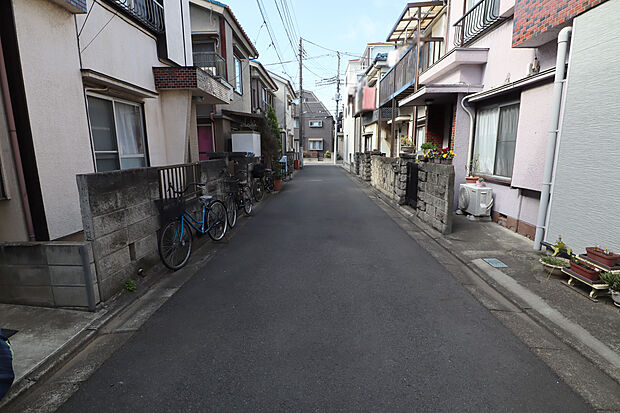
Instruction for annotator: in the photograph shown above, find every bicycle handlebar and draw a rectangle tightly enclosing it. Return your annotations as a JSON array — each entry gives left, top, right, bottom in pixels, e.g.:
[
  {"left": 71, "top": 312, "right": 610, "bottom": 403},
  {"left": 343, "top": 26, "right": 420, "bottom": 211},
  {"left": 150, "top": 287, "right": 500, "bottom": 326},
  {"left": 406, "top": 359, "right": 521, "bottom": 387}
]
[{"left": 167, "top": 182, "right": 206, "bottom": 196}]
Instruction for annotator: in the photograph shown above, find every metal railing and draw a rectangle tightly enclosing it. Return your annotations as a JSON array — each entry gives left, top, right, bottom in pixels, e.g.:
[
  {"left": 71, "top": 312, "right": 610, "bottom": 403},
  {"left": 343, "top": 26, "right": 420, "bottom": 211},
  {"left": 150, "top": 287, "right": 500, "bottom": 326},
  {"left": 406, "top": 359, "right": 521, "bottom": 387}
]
[
  {"left": 107, "top": 0, "right": 165, "bottom": 34},
  {"left": 158, "top": 163, "right": 201, "bottom": 200},
  {"left": 193, "top": 52, "right": 226, "bottom": 78},
  {"left": 420, "top": 39, "right": 444, "bottom": 73},
  {"left": 380, "top": 45, "right": 418, "bottom": 105},
  {"left": 453, "top": 0, "right": 500, "bottom": 46}
]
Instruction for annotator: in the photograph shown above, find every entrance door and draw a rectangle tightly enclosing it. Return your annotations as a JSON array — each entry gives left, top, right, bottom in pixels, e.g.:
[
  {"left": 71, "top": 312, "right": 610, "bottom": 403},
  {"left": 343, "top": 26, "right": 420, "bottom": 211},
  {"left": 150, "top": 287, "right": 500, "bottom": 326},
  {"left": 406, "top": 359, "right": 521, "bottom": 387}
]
[{"left": 198, "top": 125, "right": 214, "bottom": 161}]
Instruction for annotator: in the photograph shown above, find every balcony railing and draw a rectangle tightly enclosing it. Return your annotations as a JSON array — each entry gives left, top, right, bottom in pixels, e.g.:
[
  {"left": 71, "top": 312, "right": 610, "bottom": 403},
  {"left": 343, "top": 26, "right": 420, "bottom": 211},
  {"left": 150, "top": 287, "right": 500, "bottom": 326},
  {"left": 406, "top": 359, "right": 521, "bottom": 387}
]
[
  {"left": 453, "top": 0, "right": 500, "bottom": 46},
  {"left": 193, "top": 52, "right": 226, "bottom": 78},
  {"left": 379, "top": 38, "right": 443, "bottom": 106},
  {"left": 108, "top": 0, "right": 165, "bottom": 33}
]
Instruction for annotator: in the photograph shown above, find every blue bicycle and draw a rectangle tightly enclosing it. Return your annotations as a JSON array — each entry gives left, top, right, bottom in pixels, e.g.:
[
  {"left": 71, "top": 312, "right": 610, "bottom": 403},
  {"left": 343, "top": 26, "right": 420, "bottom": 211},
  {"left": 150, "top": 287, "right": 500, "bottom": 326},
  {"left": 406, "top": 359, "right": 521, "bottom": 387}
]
[{"left": 157, "top": 182, "right": 228, "bottom": 270}]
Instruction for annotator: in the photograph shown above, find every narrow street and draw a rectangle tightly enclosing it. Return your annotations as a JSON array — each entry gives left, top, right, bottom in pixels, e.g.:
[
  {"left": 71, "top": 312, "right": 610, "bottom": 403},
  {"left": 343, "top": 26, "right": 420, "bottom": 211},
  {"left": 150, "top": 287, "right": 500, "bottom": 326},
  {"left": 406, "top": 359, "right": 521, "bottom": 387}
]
[{"left": 57, "top": 166, "right": 589, "bottom": 412}]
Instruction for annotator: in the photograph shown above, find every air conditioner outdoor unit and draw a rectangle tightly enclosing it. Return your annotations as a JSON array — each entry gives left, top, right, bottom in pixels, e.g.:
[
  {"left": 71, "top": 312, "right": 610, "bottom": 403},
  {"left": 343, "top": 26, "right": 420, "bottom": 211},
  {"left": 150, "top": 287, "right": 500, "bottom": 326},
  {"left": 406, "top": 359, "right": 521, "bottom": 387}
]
[{"left": 458, "top": 184, "right": 493, "bottom": 217}]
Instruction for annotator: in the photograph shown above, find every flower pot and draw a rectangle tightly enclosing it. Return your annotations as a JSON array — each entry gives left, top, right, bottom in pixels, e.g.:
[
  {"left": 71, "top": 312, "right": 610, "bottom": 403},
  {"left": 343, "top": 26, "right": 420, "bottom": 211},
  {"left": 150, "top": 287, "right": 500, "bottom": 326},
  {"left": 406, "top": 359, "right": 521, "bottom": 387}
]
[
  {"left": 274, "top": 179, "right": 282, "bottom": 191},
  {"left": 475, "top": 181, "right": 485, "bottom": 187},
  {"left": 586, "top": 247, "right": 620, "bottom": 267},
  {"left": 465, "top": 176, "right": 480, "bottom": 184},
  {"left": 440, "top": 158, "right": 452, "bottom": 165},
  {"left": 570, "top": 260, "right": 600, "bottom": 281},
  {"left": 611, "top": 290, "right": 620, "bottom": 308},
  {"left": 431, "top": 158, "right": 440, "bottom": 164}
]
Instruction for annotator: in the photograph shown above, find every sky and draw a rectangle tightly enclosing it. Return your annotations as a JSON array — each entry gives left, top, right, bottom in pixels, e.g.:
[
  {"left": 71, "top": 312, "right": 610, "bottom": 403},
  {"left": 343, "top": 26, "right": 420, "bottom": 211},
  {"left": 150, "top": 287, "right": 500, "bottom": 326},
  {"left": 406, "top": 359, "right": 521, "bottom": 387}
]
[{"left": 228, "top": 0, "right": 405, "bottom": 116}]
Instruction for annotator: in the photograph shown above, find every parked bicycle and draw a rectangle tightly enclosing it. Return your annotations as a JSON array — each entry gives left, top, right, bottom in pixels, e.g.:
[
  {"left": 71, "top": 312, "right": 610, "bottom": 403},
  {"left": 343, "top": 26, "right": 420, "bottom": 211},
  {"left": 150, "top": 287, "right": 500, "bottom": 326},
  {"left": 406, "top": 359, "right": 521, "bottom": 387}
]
[
  {"left": 157, "top": 182, "right": 228, "bottom": 270},
  {"left": 223, "top": 170, "right": 253, "bottom": 229},
  {"left": 250, "top": 163, "right": 266, "bottom": 201},
  {"left": 263, "top": 168, "right": 275, "bottom": 193}
]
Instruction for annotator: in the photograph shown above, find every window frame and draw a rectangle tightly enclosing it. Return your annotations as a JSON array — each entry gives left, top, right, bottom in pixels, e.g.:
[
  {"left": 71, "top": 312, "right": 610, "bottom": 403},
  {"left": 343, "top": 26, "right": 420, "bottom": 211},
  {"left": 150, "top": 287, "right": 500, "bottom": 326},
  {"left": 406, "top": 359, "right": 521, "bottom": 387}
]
[
  {"left": 233, "top": 54, "right": 243, "bottom": 94},
  {"left": 473, "top": 100, "right": 520, "bottom": 179},
  {"left": 86, "top": 93, "right": 149, "bottom": 172},
  {"left": 308, "top": 139, "right": 323, "bottom": 150},
  {"left": 309, "top": 120, "right": 323, "bottom": 128}
]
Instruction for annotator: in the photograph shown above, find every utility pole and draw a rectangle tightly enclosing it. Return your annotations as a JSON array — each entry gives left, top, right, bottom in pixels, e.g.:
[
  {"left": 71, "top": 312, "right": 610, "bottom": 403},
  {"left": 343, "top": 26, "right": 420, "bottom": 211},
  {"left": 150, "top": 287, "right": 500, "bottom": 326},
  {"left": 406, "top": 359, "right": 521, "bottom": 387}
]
[
  {"left": 298, "top": 37, "right": 304, "bottom": 168},
  {"left": 334, "top": 52, "right": 340, "bottom": 165}
]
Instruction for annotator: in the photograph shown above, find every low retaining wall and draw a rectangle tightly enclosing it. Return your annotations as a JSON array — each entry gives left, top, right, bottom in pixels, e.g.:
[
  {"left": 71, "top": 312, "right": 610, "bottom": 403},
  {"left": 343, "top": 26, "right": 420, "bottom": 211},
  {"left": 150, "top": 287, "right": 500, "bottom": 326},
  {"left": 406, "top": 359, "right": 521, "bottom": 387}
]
[
  {"left": 362, "top": 155, "right": 455, "bottom": 234},
  {"left": 77, "top": 157, "right": 256, "bottom": 302},
  {"left": 0, "top": 242, "right": 97, "bottom": 309}
]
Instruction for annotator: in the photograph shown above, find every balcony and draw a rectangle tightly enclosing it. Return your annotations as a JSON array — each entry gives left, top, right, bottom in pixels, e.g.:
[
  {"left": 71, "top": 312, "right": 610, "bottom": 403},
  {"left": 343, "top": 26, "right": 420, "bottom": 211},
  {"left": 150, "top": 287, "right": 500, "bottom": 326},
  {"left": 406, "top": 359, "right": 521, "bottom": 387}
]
[
  {"left": 193, "top": 52, "right": 226, "bottom": 78},
  {"left": 379, "top": 39, "right": 443, "bottom": 107},
  {"left": 153, "top": 67, "right": 231, "bottom": 104},
  {"left": 106, "top": 0, "right": 165, "bottom": 33},
  {"left": 453, "top": 0, "right": 501, "bottom": 46}
]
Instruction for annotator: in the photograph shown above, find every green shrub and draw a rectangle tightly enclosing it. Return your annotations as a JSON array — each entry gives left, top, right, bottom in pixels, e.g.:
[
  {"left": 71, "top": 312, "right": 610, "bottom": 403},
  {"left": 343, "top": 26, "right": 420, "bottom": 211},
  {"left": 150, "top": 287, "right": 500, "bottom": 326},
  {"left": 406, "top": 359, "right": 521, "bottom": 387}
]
[
  {"left": 325, "top": 151, "right": 331, "bottom": 158},
  {"left": 600, "top": 271, "right": 620, "bottom": 291},
  {"left": 421, "top": 142, "right": 436, "bottom": 150},
  {"left": 125, "top": 278, "right": 137, "bottom": 293},
  {"left": 541, "top": 256, "right": 569, "bottom": 267}
]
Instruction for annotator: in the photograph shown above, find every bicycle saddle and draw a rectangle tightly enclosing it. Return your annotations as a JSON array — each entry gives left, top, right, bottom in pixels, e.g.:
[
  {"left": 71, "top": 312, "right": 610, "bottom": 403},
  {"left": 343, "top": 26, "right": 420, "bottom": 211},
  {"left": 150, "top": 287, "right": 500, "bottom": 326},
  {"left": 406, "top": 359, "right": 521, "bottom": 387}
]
[{"left": 199, "top": 195, "right": 213, "bottom": 203}]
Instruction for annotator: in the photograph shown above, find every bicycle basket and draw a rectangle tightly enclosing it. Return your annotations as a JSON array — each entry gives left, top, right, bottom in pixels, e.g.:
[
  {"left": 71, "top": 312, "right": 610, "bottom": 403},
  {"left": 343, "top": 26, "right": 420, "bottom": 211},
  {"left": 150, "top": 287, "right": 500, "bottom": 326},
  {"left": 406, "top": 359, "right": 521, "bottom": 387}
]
[
  {"left": 224, "top": 178, "right": 240, "bottom": 193},
  {"left": 155, "top": 197, "right": 185, "bottom": 222}
]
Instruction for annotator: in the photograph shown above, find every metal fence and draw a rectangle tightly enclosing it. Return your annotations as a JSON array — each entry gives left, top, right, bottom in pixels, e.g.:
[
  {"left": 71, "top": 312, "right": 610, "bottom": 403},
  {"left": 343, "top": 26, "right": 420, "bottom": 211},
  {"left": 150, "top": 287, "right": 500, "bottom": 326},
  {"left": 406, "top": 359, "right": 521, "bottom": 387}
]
[
  {"left": 193, "top": 52, "right": 226, "bottom": 78},
  {"left": 453, "top": 0, "right": 501, "bottom": 46},
  {"left": 107, "top": 0, "right": 165, "bottom": 34},
  {"left": 157, "top": 163, "right": 201, "bottom": 200}
]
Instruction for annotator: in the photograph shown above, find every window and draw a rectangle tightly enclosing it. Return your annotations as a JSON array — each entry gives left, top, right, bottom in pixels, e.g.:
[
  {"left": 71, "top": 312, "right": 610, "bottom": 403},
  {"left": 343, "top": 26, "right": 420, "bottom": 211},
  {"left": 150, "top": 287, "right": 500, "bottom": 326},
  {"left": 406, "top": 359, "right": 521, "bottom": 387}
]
[
  {"left": 294, "top": 118, "right": 300, "bottom": 128},
  {"left": 87, "top": 95, "right": 147, "bottom": 172},
  {"left": 234, "top": 55, "right": 243, "bottom": 94},
  {"left": 473, "top": 102, "right": 519, "bottom": 178},
  {"left": 308, "top": 139, "right": 323, "bottom": 150},
  {"left": 309, "top": 120, "right": 323, "bottom": 128}
]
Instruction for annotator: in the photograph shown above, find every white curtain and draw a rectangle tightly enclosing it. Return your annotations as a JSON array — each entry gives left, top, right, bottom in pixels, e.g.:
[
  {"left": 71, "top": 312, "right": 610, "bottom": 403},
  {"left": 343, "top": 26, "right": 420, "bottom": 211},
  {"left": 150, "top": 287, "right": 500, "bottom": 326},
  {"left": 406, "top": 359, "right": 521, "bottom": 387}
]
[
  {"left": 474, "top": 106, "right": 499, "bottom": 175},
  {"left": 114, "top": 102, "right": 143, "bottom": 155}
]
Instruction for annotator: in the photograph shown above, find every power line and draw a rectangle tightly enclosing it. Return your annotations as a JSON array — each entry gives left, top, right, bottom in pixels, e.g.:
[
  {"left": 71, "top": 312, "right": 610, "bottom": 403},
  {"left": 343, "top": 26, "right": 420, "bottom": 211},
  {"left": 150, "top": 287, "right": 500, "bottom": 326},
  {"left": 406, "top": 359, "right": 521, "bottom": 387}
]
[
  {"left": 301, "top": 37, "right": 366, "bottom": 59},
  {"left": 255, "top": 0, "right": 292, "bottom": 80}
]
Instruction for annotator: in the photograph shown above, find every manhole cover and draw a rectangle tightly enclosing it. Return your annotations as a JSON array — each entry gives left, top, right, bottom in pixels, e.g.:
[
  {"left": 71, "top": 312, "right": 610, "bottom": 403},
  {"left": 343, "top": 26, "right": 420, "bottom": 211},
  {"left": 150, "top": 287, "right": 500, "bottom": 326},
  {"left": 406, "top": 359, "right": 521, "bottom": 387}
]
[{"left": 483, "top": 258, "right": 508, "bottom": 268}]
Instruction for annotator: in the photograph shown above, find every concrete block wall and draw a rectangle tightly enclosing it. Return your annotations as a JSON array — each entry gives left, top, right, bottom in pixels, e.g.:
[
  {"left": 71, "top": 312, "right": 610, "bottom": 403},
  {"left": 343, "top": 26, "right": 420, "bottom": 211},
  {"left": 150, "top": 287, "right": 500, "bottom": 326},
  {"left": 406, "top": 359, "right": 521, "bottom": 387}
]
[
  {"left": 77, "top": 159, "right": 235, "bottom": 302},
  {"left": 416, "top": 163, "right": 455, "bottom": 234},
  {"left": 370, "top": 154, "right": 397, "bottom": 200},
  {"left": 0, "top": 242, "right": 97, "bottom": 309}
]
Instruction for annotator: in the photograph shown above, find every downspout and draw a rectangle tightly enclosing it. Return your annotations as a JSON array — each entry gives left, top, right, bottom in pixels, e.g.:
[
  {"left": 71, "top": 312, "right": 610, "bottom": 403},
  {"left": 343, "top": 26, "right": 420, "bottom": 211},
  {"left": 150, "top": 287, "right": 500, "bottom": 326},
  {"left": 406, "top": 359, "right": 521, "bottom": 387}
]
[
  {"left": 534, "top": 26, "right": 572, "bottom": 251},
  {"left": 0, "top": 35, "right": 36, "bottom": 241},
  {"left": 460, "top": 92, "right": 475, "bottom": 176},
  {"left": 210, "top": 105, "right": 218, "bottom": 152}
]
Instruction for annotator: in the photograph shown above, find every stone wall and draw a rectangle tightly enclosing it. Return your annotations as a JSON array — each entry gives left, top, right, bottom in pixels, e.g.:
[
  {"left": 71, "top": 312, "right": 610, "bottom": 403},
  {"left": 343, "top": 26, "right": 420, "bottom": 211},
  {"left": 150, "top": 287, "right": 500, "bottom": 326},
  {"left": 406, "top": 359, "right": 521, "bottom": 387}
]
[
  {"left": 363, "top": 155, "right": 455, "bottom": 234},
  {"left": 0, "top": 242, "right": 97, "bottom": 309},
  {"left": 416, "top": 163, "right": 455, "bottom": 234}
]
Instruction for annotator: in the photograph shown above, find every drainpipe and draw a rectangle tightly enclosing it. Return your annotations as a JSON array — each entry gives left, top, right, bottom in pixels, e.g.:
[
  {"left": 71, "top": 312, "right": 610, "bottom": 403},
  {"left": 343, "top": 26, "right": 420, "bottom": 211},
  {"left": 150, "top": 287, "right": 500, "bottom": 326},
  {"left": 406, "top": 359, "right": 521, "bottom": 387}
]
[
  {"left": 534, "top": 26, "right": 572, "bottom": 251},
  {"left": 0, "top": 36, "right": 36, "bottom": 241},
  {"left": 460, "top": 92, "right": 476, "bottom": 176}
]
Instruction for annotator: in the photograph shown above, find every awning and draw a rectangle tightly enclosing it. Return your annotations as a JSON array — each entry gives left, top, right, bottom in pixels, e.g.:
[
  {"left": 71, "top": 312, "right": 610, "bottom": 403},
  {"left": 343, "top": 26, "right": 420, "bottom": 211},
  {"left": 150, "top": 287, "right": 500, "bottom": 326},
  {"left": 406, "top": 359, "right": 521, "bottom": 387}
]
[
  {"left": 399, "top": 84, "right": 483, "bottom": 106},
  {"left": 386, "top": 1, "right": 446, "bottom": 43},
  {"left": 466, "top": 68, "right": 555, "bottom": 103}
]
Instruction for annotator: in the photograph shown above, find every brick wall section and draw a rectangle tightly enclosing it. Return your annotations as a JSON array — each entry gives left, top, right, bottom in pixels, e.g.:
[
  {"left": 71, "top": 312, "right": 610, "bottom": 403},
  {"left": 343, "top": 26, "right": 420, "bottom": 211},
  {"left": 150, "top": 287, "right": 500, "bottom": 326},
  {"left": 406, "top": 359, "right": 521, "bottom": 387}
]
[
  {"left": 425, "top": 106, "right": 444, "bottom": 148},
  {"left": 0, "top": 242, "right": 97, "bottom": 308},
  {"left": 512, "top": 0, "right": 607, "bottom": 47},
  {"left": 153, "top": 67, "right": 230, "bottom": 103},
  {"left": 77, "top": 158, "right": 248, "bottom": 302}
]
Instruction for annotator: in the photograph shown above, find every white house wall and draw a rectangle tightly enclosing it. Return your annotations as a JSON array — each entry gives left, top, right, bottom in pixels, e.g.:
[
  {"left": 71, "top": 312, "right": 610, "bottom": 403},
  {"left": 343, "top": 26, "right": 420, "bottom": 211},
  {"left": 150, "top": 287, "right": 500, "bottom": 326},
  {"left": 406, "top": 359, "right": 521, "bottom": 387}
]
[
  {"left": 13, "top": 0, "right": 94, "bottom": 240},
  {"left": 546, "top": 0, "right": 620, "bottom": 252}
]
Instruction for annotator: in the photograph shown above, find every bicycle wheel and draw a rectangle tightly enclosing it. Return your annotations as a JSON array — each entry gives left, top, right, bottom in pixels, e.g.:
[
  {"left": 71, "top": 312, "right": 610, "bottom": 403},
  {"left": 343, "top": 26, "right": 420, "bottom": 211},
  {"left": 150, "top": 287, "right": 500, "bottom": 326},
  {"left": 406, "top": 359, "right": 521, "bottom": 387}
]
[
  {"left": 242, "top": 186, "right": 253, "bottom": 216},
  {"left": 225, "top": 194, "right": 237, "bottom": 228},
  {"left": 264, "top": 176, "right": 274, "bottom": 192},
  {"left": 207, "top": 200, "right": 228, "bottom": 241},
  {"left": 253, "top": 180, "right": 264, "bottom": 202},
  {"left": 158, "top": 219, "right": 192, "bottom": 270}
]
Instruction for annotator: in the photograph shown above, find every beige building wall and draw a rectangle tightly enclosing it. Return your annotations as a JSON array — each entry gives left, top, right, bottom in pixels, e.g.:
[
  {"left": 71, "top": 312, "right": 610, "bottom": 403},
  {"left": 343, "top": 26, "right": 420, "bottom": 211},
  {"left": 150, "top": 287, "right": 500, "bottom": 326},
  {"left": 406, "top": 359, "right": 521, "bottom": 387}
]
[
  {"left": 13, "top": 0, "right": 94, "bottom": 240},
  {"left": 0, "top": 83, "right": 28, "bottom": 241}
]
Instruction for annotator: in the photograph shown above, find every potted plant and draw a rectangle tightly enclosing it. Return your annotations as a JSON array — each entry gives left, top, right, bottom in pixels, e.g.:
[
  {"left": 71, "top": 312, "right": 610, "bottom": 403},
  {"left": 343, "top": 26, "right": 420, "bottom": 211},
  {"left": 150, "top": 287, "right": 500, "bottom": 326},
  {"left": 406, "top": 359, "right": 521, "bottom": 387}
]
[
  {"left": 465, "top": 155, "right": 480, "bottom": 183},
  {"left": 476, "top": 177, "right": 485, "bottom": 187},
  {"left": 425, "top": 148, "right": 442, "bottom": 163},
  {"left": 420, "top": 142, "right": 436, "bottom": 161},
  {"left": 600, "top": 271, "right": 620, "bottom": 307},
  {"left": 569, "top": 259, "right": 601, "bottom": 281},
  {"left": 586, "top": 247, "right": 620, "bottom": 267},
  {"left": 440, "top": 148, "right": 455, "bottom": 165},
  {"left": 539, "top": 255, "right": 570, "bottom": 277},
  {"left": 400, "top": 135, "right": 414, "bottom": 153},
  {"left": 272, "top": 162, "right": 283, "bottom": 191}
]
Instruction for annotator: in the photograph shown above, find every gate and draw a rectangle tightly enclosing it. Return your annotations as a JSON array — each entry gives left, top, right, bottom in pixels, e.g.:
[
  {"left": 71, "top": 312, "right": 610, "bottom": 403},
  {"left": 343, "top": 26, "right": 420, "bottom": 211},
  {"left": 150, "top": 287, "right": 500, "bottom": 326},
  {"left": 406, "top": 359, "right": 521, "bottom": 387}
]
[{"left": 405, "top": 161, "right": 418, "bottom": 207}]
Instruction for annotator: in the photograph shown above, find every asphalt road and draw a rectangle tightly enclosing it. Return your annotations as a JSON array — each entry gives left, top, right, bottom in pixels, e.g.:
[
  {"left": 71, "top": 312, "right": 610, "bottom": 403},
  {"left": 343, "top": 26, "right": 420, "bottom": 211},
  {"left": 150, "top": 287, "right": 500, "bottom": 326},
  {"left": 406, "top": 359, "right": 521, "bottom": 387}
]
[{"left": 58, "top": 166, "right": 590, "bottom": 412}]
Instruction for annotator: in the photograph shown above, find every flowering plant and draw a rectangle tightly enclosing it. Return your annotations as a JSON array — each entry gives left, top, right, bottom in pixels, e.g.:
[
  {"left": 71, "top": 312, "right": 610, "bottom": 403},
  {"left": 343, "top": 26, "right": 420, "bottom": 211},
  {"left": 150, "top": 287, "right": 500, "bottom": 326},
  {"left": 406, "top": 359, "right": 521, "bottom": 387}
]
[
  {"left": 400, "top": 135, "right": 413, "bottom": 146},
  {"left": 425, "top": 147, "right": 455, "bottom": 159}
]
